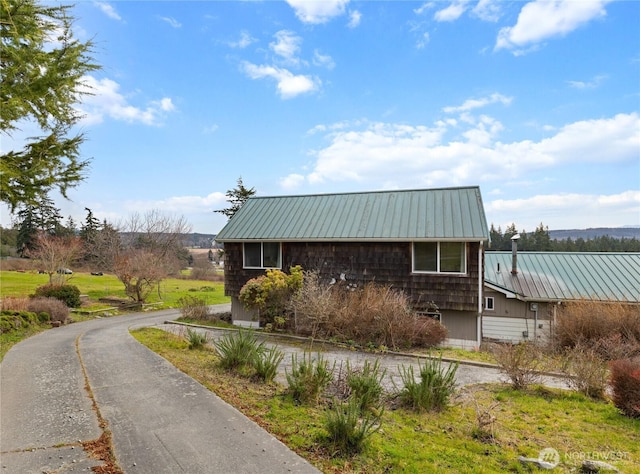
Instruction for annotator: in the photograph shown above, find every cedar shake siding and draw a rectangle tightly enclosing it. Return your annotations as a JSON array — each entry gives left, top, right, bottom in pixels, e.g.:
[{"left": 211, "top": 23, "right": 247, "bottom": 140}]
[{"left": 223, "top": 241, "right": 482, "bottom": 313}]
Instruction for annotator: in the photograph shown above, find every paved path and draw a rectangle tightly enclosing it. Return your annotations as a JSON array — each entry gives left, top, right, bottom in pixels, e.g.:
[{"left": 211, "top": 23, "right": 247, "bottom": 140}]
[{"left": 1, "top": 308, "right": 319, "bottom": 474}]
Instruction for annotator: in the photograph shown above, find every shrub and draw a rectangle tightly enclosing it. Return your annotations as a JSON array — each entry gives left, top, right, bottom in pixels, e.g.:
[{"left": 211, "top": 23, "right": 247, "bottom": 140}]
[
  {"left": 290, "top": 276, "right": 447, "bottom": 349},
  {"left": 0, "top": 310, "right": 39, "bottom": 333},
  {"left": 346, "top": 359, "right": 386, "bottom": 413},
  {"left": 561, "top": 343, "right": 608, "bottom": 399},
  {"left": 239, "top": 266, "right": 303, "bottom": 328},
  {"left": 214, "top": 330, "right": 264, "bottom": 371},
  {"left": 398, "top": 356, "right": 458, "bottom": 412},
  {"left": 26, "top": 297, "right": 69, "bottom": 324},
  {"left": 553, "top": 301, "right": 640, "bottom": 360},
  {"left": 491, "top": 342, "right": 542, "bottom": 390},
  {"left": 33, "top": 284, "right": 81, "bottom": 308},
  {"left": 0, "top": 296, "right": 29, "bottom": 312},
  {"left": 609, "top": 358, "right": 640, "bottom": 418},
  {"left": 252, "top": 346, "right": 285, "bottom": 383},
  {"left": 286, "top": 352, "right": 334, "bottom": 404},
  {"left": 185, "top": 328, "right": 208, "bottom": 350},
  {"left": 178, "top": 295, "right": 211, "bottom": 320},
  {"left": 323, "top": 397, "right": 382, "bottom": 455}
]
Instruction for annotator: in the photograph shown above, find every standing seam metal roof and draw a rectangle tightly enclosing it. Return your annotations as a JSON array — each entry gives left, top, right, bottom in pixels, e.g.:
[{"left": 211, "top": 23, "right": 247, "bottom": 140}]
[
  {"left": 484, "top": 252, "right": 640, "bottom": 303},
  {"left": 215, "top": 186, "right": 490, "bottom": 241}
]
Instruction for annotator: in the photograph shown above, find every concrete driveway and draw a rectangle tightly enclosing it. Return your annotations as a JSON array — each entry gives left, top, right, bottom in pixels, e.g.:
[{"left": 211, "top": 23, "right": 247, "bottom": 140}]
[{"left": 0, "top": 308, "right": 319, "bottom": 474}]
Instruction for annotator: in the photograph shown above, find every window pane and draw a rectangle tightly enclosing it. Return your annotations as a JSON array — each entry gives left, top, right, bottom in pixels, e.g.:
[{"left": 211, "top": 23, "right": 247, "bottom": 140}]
[
  {"left": 262, "top": 242, "right": 280, "bottom": 268},
  {"left": 440, "top": 242, "right": 464, "bottom": 272},
  {"left": 414, "top": 242, "right": 437, "bottom": 271},
  {"left": 244, "top": 243, "right": 261, "bottom": 267}
]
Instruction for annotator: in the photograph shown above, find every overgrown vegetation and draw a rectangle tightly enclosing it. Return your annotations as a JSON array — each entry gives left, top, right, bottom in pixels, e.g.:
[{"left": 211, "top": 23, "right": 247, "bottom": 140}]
[
  {"left": 491, "top": 342, "right": 542, "bottom": 390},
  {"left": 132, "top": 327, "right": 640, "bottom": 473},
  {"left": 609, "top": 358, "right": 640, "bottom": 419},
  {"left": 288, "top": 271, "right": 448, "bottom": 349},
  {"left": 398, "top": 355, "right": 459, "bottom": 412},
  {"left": 286, "top": 352, "right": 334, "bottom": 404}
]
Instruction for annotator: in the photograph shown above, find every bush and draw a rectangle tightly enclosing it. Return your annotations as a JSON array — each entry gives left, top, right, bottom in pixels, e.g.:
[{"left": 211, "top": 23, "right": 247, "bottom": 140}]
[
  {"left": 239, "top": 266, "right": 303, "bottom": 328},
  {"left": 323, "top": 397, "right": 382, "bottom": 455},
  {"left": 609, "top": 358, "right": 640, "bottom": 418},
  {"left": 346, "top": 359, "right": 386, "bottom": 413},
  {"left": 289, "top": 275, "right": 447, "bottom": 349},
  {"left": 398, "top": 356, "right": 458, "bottom": 412},
  {"left": 214, "top": 330, "right": 265, "bottom": 371},
  {"left": 286, "top": 352, "right": 334, "bottom": 404},
  {"left": 26, "top": 297, "right": 69, "bottom": 324},
  {"left": 252, "top": 346, "right": 285, "bottom": 383},
  {"left": 33, "top": 284, "right": 81, "bottom": 308},
  {"left": 561, "top": 343, "right": 608, "bottom": 399},
  {"left": 185, "top": 328, "right": 208, "bottom": 350},
  {"left": 491, "top": 342, "right": 542, "bottom": 390},
  {"left": 0, "top": 310, "right": 39, "bottom": 334},
  {"left": 178, "top": 295, "right": 211, "bottom": 320},
  {"left": 553, "top": 301, "right": 640, "bottom": 360}
]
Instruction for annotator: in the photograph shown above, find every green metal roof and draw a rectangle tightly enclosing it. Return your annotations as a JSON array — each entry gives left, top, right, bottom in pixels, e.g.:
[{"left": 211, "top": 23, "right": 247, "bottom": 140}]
[
  {"left": 215, "top": 186, "right": 489, "bottom": 242},
  {"left": 484, "top": 252, "right": 640, "bottom": 303}
]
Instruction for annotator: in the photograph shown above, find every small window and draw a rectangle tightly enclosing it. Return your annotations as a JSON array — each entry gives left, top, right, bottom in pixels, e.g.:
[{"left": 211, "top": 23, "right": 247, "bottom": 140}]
[
  {"left": 243, "top": 242, "right": 281, "bottom": 269},
  {"left": 413, "top": 242, "right": 466, "bottom": 274},
  {"left": 485, "top": 297, "right": 495, "bottom": 311}
]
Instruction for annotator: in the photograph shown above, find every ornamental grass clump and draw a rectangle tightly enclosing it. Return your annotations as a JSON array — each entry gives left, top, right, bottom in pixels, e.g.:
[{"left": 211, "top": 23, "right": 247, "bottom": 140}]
[
  {"left": 252, "top": 346, "right": 285, "bottom": 383},
  {"left": 324, "top": 397, "right": 382, "bottom": 455},
  {"left": 185, "top": 328, "right": 208, "bottom": 350},
  {"left": 286, "top": 352, "right": 334, "bottom": 404},
  {"left": 346, "top": 359, "right": 386, "bottom": 413},
  {"left": 214, "top": 330, "right": 265, "bottom": 371},
  {"left": 398, "top": 356, "right": 459, "bottom": 412}
]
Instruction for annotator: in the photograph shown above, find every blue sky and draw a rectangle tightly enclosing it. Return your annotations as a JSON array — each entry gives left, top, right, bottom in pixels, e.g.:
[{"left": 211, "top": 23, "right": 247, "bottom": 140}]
[{"left": 2, "top": 0, "right": 639, "bottom": 235}]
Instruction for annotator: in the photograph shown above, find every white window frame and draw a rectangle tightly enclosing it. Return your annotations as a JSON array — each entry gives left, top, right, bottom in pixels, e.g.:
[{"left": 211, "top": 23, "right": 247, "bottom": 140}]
[
  {"left": 412, "top": 241, "right": 467, "bottom": 274},
  {"left": 243, "top": 242, "right": 282, "bottom": 269},
  {"left": 485, "top": 296, "right": 495, "bottom": 311}
]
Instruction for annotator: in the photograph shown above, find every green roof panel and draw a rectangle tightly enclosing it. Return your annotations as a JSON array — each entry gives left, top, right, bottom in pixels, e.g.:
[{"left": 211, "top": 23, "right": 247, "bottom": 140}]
[{"left": 216, "top": 186, "right": 489, "bottom": 242}]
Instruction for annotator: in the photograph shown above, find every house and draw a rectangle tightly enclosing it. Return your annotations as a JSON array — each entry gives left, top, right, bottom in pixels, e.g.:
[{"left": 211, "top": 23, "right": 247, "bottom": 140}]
[
  {"left": 483, "top": 250, "right": 640, "bottom": 344},
  {"left": 214, "top": 186, "right": 490, "bottom": 348}
]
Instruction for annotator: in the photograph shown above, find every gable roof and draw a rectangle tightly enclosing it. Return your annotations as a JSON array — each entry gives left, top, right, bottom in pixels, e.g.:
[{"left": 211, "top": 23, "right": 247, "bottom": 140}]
[
  {"left": 484, "top": 252, "right": 640, "bottom": 303},
  {"left": 215, "top": 186, "right": 489, "bottom": 242}
]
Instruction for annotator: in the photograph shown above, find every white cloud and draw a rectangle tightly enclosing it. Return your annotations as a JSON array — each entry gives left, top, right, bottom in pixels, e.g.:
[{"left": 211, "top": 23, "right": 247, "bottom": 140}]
[
  {"left": 486, "top": 190, "right": 640, "bottom": 230},
  {"left": 443, "top": 93, "right": 513, "bottom": 113},
  {"left": 125, "top": 192, "right": 227, "bottom": 214},
  {"left": 286, "top": 0, "right": 349, "bottom": 24},
  {"left": 228, "top": 31, "right": 257, "bottom": 49},
  {"left": 283, "top": 112, "right": 638, "bottom": 190},
  {"left": 416, "top": 32, "right": 430, "bottom": 49},
  {"left": 270, "top": 30, "right": 302, "bottom": 64},
  {"left": 313, "top": 50, "right": 336, "bottom": 69},
  {"left": 496, "top": 0, "right": 611, "bottom": 53},
  {"left": 414, "top": 3, "right": 434, "bottom": 15},
  {"left": 160, "top": 16, "right": 182, "bottom": 28},
  {"left": 567, "top": 74, "right": 608, "bottom": 89},
  {"left": 77, "top": 75, "right": 176, "bottom": 126},
  {"left": 94, "top": 2, "right": 121, "bottom": 21},
  {"left": 471, "top": 0, "right": 501, "bottom": 22},
  {"left": 434, "top": 0, "right": 470, "bottom": 22},
  {"left": 241, "top": 62, "right": 320, "bottom": 99},
  {"left": 280, "top": 173, "right": 306, "bottom": 189},
  {"left": 348, "top": 10, "right": 362, "bottom": 28}
]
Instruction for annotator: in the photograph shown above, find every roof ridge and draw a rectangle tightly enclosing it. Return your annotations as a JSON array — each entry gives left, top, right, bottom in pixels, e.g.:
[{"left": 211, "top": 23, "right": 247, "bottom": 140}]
[{"left": 248, "top": 185, "right": 481, "bottom": 200}]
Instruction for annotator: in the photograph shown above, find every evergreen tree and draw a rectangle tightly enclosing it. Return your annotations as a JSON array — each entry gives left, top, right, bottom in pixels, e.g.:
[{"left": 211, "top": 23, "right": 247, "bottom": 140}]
[{"left": 214, "top": 177, "right": 256, "bottom": 219}]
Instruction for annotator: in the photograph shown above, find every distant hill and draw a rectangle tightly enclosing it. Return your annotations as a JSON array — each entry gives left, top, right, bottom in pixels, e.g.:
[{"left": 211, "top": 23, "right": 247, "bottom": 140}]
[
  {"left": 183, "top": 233, "right": 218, "bottom": 248},
  {"left": 549, "top": 227, "right": 640, "bottom": 241}
]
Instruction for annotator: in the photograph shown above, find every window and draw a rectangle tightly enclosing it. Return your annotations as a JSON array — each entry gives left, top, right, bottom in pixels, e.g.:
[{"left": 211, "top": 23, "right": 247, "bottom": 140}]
[
  {"left": 413, "top": 242, "right": 466, "bottom": 273},
  {"left": 485, "top": 296, "right": 495, "bottom": 311},
  {"left": 243, "top": 242, "right": 281, "bottom": 269}
]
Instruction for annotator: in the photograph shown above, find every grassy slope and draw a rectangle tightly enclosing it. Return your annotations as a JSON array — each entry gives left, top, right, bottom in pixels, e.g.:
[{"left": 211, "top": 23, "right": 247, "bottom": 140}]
[
  {"left": 0, "top": 270, "right": 229, "bottom": 308},
  {"left": 132, "top": 327, "right": 640, "bottom": 474}
]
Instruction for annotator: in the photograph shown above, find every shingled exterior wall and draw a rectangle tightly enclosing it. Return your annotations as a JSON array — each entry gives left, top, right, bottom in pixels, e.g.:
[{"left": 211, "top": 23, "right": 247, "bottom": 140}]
[{"left": 223, "top": 241, "right": 481, "bottom": 313}]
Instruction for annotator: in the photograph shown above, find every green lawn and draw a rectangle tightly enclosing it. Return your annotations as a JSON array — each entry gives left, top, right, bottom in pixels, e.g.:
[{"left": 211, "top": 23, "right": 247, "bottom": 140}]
[
  {"left": 132, "top": 327, "right": 640, "bottom": 473},
  {"left": 0, "top": 270, "right": 229, "bottom": 309}
]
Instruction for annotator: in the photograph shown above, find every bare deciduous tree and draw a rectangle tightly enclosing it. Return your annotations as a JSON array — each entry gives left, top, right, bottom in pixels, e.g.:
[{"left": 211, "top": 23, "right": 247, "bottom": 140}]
[
  {"left": 29, "top": 232, "right": 83, "bottom": 284},
  {"left": 108, "top": 210, "right": 192, "bottom": 303}
]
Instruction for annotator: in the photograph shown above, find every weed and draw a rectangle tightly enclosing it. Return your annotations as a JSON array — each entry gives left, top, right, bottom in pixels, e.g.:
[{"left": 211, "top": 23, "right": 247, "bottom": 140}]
[
  {"left": 398, "top": 356, "right": 458, "bottom": 412},
  {"left": 323, "top": 397, "right": 382, "bottom": 455},
  {"left": 253, "top": 346, "right": 285, "bottom": 383},
  {"left": 185, "top": 328, "right": 208, "bottom": 350},
  {"left": 346, "top": 359, "right": 386, "bottom": 413},
  {"left": 286, "top": 352, "right": 334, "bottom": 404},
  {"left": 561, "top": 343, "right": 608, "bottom": 399}
]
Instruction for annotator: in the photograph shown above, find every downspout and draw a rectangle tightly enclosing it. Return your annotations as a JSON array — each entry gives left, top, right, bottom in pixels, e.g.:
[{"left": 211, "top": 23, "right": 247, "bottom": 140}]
[{"left": 477, "top": 241, "right": 484, "bottom": 349}]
